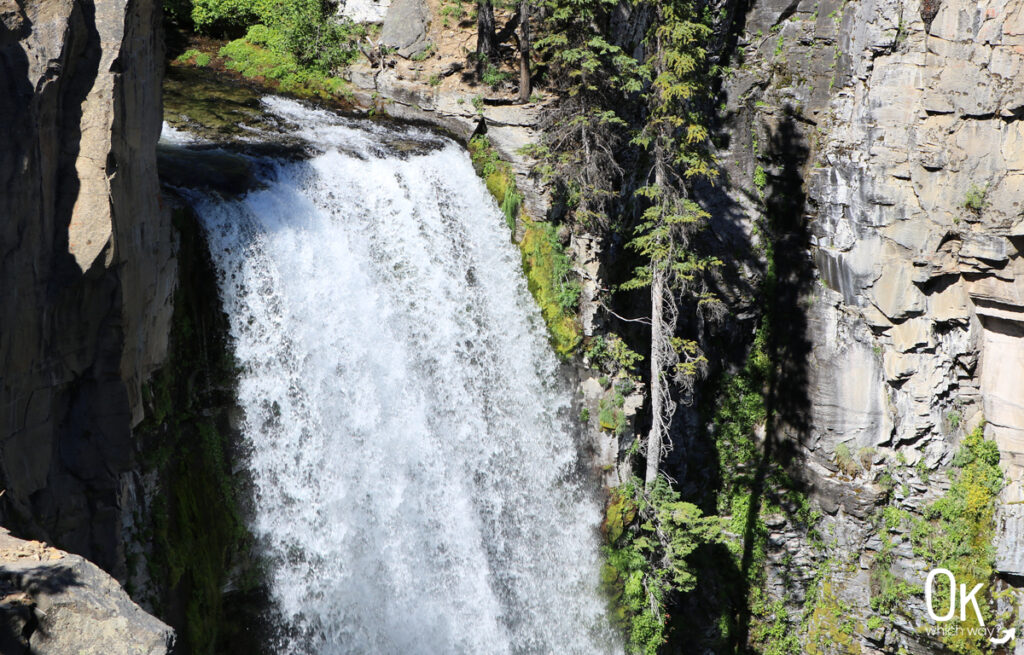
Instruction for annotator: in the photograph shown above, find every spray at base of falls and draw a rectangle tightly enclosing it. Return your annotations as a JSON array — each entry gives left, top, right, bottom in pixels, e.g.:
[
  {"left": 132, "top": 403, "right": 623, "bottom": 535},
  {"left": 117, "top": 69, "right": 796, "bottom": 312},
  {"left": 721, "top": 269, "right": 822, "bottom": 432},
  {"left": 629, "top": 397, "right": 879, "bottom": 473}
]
[{"left": 174, "top": 98, "right": 621, "bottom": 655}]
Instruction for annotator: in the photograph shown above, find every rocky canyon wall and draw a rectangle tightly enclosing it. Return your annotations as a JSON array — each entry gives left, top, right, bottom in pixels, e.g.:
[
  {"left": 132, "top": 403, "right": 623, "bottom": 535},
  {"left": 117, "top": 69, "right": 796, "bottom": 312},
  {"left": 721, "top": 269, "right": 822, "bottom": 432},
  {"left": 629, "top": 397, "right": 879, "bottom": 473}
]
[
  {"left": 0, "top": 0, "right": 173, "bottom": 578},
  {"left": 716, "top": 0, "right": 1024, "bottom": 650}
]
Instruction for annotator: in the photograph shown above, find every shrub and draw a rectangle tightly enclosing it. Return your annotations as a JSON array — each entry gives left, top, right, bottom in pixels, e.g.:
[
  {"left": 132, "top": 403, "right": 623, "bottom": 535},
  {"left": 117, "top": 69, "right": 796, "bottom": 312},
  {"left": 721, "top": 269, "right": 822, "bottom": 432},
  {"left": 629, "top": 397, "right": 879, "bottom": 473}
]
[
  {"left": 754, "top": 165, "right": 767, "bottom": 193},
  {"left": 835, "top": 442, "right": 857, "bottom": 476},
  {"left": 482, "top": 64, "right": 512, "bottom": 89},
  {"left": 602, "top": 477, "right": 722, "bottom": 655},
  {"left": 910, "top": 423, "right": 1002, "bottom": 653},
  {"left": 963, "top": 184, "right": 987, "bottom": 212},
  {"left": 948, "top": 409, "right": 962, "bottom": 430},
  {"left": 218, "top": 38, "right": 351, "bottom": 100},
  {"left": 191, "top": 0, "right": 363, "bottom": 72}
]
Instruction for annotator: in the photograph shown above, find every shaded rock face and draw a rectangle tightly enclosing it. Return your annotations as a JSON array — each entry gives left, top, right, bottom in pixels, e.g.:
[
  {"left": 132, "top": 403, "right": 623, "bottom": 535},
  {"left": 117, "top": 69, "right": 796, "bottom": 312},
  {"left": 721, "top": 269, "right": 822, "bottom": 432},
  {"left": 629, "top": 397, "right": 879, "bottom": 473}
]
[
  {"left": 0, "top": 527, "right": 172, "bottom": 654},
  {"left": 0, "top": 0, "right": 173, "bottom": 577},
  {"left": 714, "top": 0, "right": 1024, "bottom": 650}
]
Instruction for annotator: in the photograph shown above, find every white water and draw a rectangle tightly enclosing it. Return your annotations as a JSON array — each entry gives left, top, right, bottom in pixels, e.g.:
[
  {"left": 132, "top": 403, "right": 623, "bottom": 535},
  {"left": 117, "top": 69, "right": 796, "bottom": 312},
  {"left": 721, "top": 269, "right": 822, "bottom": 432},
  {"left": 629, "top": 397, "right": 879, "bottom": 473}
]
[{"left": 179, "top": 99, "right": 620, "bottom": 655}]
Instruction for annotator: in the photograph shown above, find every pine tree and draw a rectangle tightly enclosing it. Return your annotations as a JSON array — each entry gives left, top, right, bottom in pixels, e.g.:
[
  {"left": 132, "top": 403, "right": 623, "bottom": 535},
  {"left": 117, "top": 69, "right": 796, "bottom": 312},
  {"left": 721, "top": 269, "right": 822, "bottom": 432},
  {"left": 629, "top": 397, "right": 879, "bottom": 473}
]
[{"left": 622, "top": 0, "right": 719, "bottom": 487}]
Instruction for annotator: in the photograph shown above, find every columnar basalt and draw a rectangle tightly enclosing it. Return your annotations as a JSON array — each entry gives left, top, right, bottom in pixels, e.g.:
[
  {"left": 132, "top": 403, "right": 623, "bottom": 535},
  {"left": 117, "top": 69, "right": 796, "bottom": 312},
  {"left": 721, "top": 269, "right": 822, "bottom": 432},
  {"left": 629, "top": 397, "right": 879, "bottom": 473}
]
[{"left": 0, "top": 0, "right": 173, "bottom": 577}]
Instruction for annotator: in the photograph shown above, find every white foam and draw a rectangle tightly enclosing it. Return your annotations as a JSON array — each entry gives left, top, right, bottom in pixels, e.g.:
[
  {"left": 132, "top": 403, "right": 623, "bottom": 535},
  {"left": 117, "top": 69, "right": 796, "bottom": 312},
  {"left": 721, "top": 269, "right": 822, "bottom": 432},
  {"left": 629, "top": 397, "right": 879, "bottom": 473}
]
[{"left": 189, "top": 105, "right": 621, "bottom": 655}]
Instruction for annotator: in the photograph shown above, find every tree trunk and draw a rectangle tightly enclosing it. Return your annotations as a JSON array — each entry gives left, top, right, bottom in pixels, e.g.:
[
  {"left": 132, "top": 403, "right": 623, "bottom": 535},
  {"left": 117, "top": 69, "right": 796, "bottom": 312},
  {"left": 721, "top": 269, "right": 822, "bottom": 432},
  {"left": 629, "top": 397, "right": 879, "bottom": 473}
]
[
  {"left": 517, "top": 0, "right": 531, "bottom": 103},
  {"left": 645, "top": 147, "right": 668, "bottom": 489},
  {"left": 645, "top": 264, "right": 666, "bottom": 488},
  {"left": 477, "top": 1, "right": 497, "bottom": 77}
]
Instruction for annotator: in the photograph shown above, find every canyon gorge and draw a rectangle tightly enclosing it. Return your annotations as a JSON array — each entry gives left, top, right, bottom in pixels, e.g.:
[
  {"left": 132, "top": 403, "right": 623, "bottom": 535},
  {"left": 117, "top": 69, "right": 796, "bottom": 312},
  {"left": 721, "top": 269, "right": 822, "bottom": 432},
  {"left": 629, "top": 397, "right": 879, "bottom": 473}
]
[{"left": 3, "top": 0, "right": 1024, "bottom": 653}]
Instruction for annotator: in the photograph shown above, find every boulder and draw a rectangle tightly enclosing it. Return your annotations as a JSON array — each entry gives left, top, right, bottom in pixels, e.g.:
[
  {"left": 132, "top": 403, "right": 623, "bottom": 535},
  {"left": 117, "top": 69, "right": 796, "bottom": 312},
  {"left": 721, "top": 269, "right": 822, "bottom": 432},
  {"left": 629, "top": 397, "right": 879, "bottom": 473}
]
[
  {"left": 0, "top": 528, "right": 172, "bottom": 654},
  {"left": 338, "top": 0, "right": 390, "bottom": 23},
  {"left": 380, "top": 0, "right": 430, "bottom": 58}
]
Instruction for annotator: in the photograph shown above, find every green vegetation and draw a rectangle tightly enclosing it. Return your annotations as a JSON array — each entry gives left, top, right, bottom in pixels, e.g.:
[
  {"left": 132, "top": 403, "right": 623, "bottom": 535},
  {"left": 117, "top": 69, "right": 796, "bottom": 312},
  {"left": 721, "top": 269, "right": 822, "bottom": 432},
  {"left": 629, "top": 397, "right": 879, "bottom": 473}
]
[
  {"left": 191, "top": 0, "right": 364, "bottom": 70},
  {"left": 948, "top": 409, "right": 962, "bottom": 430},
  {"left": 860, "top": 424, "right": 1004, "bottom": 655},
  {"left": 834, "top": 442, "right": 857, "bottom": 476},
  {"left": 520, "top": 218, "right": 583, "bottom": 356},
  {"left": 219, "top": 31, "right": 352, "bottom": 99},
  {"left": 468, "top": 135, "right": 581, "bottom": 356},
  {"left": 964, "top": 184, "right": 988, "bottom": 212},
  {"left": 602, "top": 477, "right": 722, "bottom": 654},
  {"left": 910, "top": 424, "right": 1003, "bottom": 653},
  {"left": 868, "top": 505, "right": 920, "bottom": 619},
  {"left": 754, "top": 164, "right": 767, "bottom": 194},
  {"left": 176, "top": 48, "right": 211, "bottom": 67},
  {"left": 803, "top": 575, "right": 860, "bottom": 655},
  {"left": 482, "top": 63, "right": 513, "bottom": 88},
  {"left": 135, "top": 208, "right": 259, "bottom": 655},
  {"left": 167, "top": 0, "right": 361, "bottom": 101}
]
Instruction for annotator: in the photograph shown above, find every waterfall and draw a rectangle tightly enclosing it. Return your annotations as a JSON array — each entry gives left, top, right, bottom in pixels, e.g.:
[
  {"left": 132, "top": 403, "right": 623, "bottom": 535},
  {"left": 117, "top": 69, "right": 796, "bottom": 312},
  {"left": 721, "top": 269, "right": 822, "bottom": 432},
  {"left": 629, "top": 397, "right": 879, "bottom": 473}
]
[{"left": 170, "top": 98, "right": 621, "bottom": 654}]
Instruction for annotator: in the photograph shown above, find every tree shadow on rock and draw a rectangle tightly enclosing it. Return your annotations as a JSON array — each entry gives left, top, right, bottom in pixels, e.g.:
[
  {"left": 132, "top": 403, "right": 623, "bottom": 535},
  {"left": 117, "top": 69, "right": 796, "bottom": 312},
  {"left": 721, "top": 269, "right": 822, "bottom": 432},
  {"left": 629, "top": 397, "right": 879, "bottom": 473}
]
[
  {"left": 671, "top": 110, "right": 818, "bottom": 654},
  {"left": 0, "top": 563, "right": 83, "bottom": 654}
]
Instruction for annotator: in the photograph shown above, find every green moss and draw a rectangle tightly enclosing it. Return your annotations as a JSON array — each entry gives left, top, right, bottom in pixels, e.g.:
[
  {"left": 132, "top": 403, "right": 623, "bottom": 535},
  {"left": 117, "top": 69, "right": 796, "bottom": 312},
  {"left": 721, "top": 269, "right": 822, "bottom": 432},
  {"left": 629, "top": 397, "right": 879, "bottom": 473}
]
[
  {"left": 175, "top": 48, "right": 208, "bottom": 66},
  {"left": 468, "top": 135, "right": 582, "bottom": 357},
  {"left": 802, "top": 578, "right": 859, "bottom": 655},
  {"left": 519, "top": 217, "right": 583, "bottom": 356},
  {"left": 135, "top": 207, "right": 260, "bottom": 655}
]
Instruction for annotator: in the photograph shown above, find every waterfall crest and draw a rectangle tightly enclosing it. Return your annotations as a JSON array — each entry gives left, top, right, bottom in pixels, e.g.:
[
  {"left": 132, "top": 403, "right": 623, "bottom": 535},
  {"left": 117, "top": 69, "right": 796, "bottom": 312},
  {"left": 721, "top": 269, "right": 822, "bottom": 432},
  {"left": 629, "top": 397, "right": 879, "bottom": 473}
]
[{"left": 176, "top": 98, "right": 620, "bottom": 655}]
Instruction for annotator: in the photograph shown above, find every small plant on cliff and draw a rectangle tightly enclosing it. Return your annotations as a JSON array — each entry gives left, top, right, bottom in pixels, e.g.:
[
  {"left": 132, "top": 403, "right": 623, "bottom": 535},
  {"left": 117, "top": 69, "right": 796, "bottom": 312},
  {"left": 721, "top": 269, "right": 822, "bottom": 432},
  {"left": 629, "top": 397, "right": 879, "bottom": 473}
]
[
  {"left": 948, "top": 409, "right": 962, "bottom": 430},
  {"left": 754, "top": 165, "right": 767, "bottom": 195},
  {"left": 963, "top": 184, "right": 988, "bottom": 213},
  {"left": 834, "top": 442, "right": 858, "bottom": 477}
]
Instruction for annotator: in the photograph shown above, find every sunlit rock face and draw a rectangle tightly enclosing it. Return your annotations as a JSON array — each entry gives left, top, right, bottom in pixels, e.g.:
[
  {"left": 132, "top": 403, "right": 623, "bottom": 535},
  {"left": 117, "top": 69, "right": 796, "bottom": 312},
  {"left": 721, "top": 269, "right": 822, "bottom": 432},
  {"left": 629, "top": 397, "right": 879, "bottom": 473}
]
[
  {"left": 712, "top": 0, "right": 1024, "bottom": 649},
  {"left": 0, "top": 527, "right": 173, "bottom": 654},
  {"left": 0, "top": 0, "right": 173, "bottom": 575}
]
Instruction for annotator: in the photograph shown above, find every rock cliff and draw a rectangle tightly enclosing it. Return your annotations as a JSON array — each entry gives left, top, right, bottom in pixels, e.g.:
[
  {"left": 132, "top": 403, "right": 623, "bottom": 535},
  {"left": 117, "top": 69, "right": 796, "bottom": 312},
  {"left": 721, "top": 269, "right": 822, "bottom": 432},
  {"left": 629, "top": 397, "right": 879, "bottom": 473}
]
[
  {"left": 0, "top": 0, "right": 173, "bottom": 579},
  {"left": 713, "top": 0, "right": 1024, "bottom": 650},
  {"left": 0, "top": 527, "right": 172, "bottom": 654}
]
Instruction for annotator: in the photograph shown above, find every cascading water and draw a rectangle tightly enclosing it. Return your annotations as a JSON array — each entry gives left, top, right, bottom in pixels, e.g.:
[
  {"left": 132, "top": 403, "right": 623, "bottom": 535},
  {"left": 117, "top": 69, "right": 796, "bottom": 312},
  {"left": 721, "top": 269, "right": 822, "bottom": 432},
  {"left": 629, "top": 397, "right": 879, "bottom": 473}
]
[{"left": 169, "top": 98, "right": 621, "bottom": 654}]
